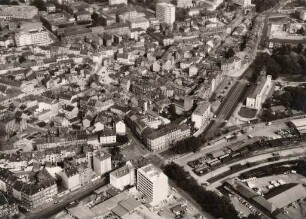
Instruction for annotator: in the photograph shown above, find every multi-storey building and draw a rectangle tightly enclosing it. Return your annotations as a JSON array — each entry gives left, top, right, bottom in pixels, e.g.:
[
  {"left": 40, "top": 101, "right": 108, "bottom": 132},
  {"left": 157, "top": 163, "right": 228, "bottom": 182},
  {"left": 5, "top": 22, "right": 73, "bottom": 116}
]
[
  {"left": 110, "top": 161, "right": 135, "bottom": 190},
  {"left": 246, "top": 72, "right": 272, "bottom": 110},
  {"left": 191, "top": 102, "right": 211, "bottom": 129},
  {"left": 0, "top": 168, "right": 58, "bottom": 210},
  {"left": 77, "top": 164, "right": 95, "bottom": 186},
  {"left": 0, "top": 193, "right": 19, "bottom": 218},
  {"left": 137, "top": 164, "right": 168, "bottom": 205},
  {"left": 117, "top": 6, "right": 144, "bottom": 23},
  {"left": 99, "top": 130, "right": 116, "bottom": 145},
  {"left": 128, "top": 17, "right": 149, "bottom": 30},
  {"left": 176, "top": 0, "right": 193, "bottom": 8},
  {"left": 156, "top": 2, "right": 175, "bottom": 25},
  {"left": 109, "top": 0, "right": 127, "bottom": 5},
  {"left": 300, "top": 10, "right": 306, "bottom": 21},
  {"left": 15, "top": 29, "right": 50, "bottom": 47},
  {"left": 57, "top": 167, "right": 80, "bottom": 191},
  {"left": 145, "top": 124, "right": 191, "bottom": 151},
  {"left": 93, "top": 152, "right": 112, "bottom": 175},
  {"left": 0, "top": 113, "right": 27, "bottom": 136},
  {"left": 221, "top": 57, "right": 242, "bottom": 76},
  {"left": 0, "top": 5, "right": 38, "bottom": 20}
]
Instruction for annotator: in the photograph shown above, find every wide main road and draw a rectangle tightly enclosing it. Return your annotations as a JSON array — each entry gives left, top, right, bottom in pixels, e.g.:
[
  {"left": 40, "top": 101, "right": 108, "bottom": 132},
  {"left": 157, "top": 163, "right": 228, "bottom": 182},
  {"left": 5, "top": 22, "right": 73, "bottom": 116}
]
[
  {"left": 203, "top": 81, "right": 248, "bottom": 139},
  {"left": 25, "top": 178, "right": 107, "bottom": 219}
]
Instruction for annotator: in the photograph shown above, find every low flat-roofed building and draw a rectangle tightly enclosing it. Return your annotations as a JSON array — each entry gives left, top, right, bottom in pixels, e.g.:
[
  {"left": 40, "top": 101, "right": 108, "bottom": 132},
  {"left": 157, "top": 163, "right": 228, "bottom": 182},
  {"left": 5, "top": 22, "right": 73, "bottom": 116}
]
[
  {"left": 66, "top": 203, "right": 96, "bottom": 219},
  {"left": 289, "top": 118, "right": 306, "bottom": 134},
  {"left": 265, "top": 183, "right": 306, "bottom": 210},
  {"left": 226, "top": 178, "right": 306, "bottom": 214},
  {"left": 90, "top": 192, "right": 128, "bottom": 217}
]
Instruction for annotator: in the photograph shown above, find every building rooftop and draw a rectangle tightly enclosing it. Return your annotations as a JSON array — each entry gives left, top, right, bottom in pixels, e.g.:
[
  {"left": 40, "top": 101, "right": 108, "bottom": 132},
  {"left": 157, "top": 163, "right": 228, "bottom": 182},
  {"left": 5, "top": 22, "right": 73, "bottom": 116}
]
[
  {"left": 66, "top": 203, "right": 96, "bottom": 219},
  {"left": 110, "top": 162, "right": 134, "bottom": 178},
  {"left": 138, "top": 164, "right": 167, "bottom": 181},
  {"left": 193, "top": 101, "right": 211, "bottom": 116},
  {"left": 147, "top": 123, "right": 189, "bottom": 140},
  {"left": 0, "top": 5, "right": 37, "bottom": 17},
  {"left": 94, "top": 152, "right": 111, "bottom": 161}
]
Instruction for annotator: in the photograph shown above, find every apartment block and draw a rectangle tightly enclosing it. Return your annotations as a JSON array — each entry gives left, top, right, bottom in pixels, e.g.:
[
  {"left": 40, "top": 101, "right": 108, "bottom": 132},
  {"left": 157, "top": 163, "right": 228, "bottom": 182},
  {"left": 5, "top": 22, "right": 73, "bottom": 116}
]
[
  {"left": 191, "top": 102, "right": 211, "bottom": 129},
  {"left": 110, "top": 161, "right": 135, "bottom": 190},
  {"left": 246, "top": 72, "right": 272, "bottom": 110},
  {"left": 93, "top": 152, "right": 112, "bottom": 175},
  {"left": 128, "top": 17, "right": 149, "bottom": 30},
  {"left": 145, "top": 124, "right": 191, "bottom": 151},
  {"left": 15, "top": 29, "right": 50, "bottom": 47}
]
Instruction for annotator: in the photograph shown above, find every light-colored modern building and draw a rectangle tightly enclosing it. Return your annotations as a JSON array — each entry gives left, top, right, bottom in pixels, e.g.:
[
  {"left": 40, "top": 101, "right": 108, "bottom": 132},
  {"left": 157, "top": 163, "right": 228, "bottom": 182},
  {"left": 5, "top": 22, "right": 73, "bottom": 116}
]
[
  {"left": 115, "top": 121, "right": 126, "bottom": 135},
  {"left": 15, "top": 29, "right": 50, "bottom": 47},
  {"left": 300, "top": 10, "right": 306, "bottom": 21},
  {"left": 109, "top": 0, "right": 127, "bottom": 5},
  {"left": 110, "top": 161, "right": 135, "bottom": 190},
  {"left": 191, "top": 102, "right": 211, "bottom": 129},
  {"left": 246, "top": 72, "right": 272, "bottom": 110},
  {"left": 156, "top": 2, "right": 175, "bottom": 25},
  {"left": 137, "top": 164, "right": 168, "bottom": 205},
  {"left": 93, "top": 152, "right": 112, "bottom": 175}
]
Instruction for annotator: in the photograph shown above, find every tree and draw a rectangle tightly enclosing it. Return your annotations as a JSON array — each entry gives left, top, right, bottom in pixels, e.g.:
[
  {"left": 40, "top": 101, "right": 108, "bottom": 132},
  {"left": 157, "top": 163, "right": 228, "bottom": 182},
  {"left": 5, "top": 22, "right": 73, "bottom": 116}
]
[
  {"left": 242, "top": 214, "right": 261, "bottom": 219},
  {"left": 297, "top": 27, "right": 305, "bottom": 35},
  {"left": 19, "top": 55, "right": 26, "bottom": 63},
  {"left": 109, "top": 146, "right": 120, "bottom": 156},
  {"left": 31, "top": 0, "right": 46, "bottom": 11},
  {"left": 225, "top": 48, "right": 235, "bottom": 59},
  {"left": 175, "top": 8, "right": 188, "bottom": 22},
  {"left": 297, "top": 43, "right": 304, "bottom": 54},
  {"left": 163, "top": 163, "right": 239, "bottom": 219}
]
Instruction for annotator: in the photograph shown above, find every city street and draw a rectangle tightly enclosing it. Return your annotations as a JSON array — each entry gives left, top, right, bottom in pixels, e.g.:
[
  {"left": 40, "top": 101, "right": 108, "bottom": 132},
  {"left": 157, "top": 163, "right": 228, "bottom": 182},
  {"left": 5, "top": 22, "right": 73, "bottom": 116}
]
[{"left": 24, "top": 178, "right": 107, "bottom": 219}]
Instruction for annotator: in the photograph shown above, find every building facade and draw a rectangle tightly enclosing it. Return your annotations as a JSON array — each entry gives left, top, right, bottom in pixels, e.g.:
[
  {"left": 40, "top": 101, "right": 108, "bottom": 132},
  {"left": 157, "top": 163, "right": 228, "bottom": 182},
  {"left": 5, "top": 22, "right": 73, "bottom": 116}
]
[
  {"left": 110, "top": 161, "right": 135, "bottom": 190},
  {"left": 109, "top": 0, "right": 127, "bottom": 5},
  {"left": 191, "top": 102, "right": 211, "bottom": 129},
  {"left": 137, "top": 164, "right": 168, "bottom": 205},
  {"left": 15, "top": 29, "right": 50, "bottom": 47},
  {"left": 128, "top": 17, "right": 150, "bottom": 30},
  {"left": 0, "top": 5, "right": 38, "bottom": 20},
  {"left": 176, "top": 0, "right": 193, "bottom": 8},
  {"left": 145, "top": 124, "right": 191, "bottom": 151},
  {"left": 246, "top": 73, "right": 272, "bottom": 110},
  {"left": 58, "top": 167, "right": 80, "bottom": 191},
  {"left": 156, "top": 2, "right": 175, "bottom": 25},
  {"left": 0, "top": 193, "right": 19, "bottom": 218},
  {"left": 93, "top": 152, "right": 112, "bottom": 175}
]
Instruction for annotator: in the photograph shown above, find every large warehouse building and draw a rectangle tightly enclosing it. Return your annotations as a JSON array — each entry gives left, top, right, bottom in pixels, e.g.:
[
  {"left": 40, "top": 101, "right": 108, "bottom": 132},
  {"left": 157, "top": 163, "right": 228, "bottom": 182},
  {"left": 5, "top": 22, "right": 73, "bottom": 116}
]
[
  {"left": 289, "top": 117, "right": 306, "bottom": 135},
  {"left": 226, "top": 178, "right": 306, "bottom": 214}
]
